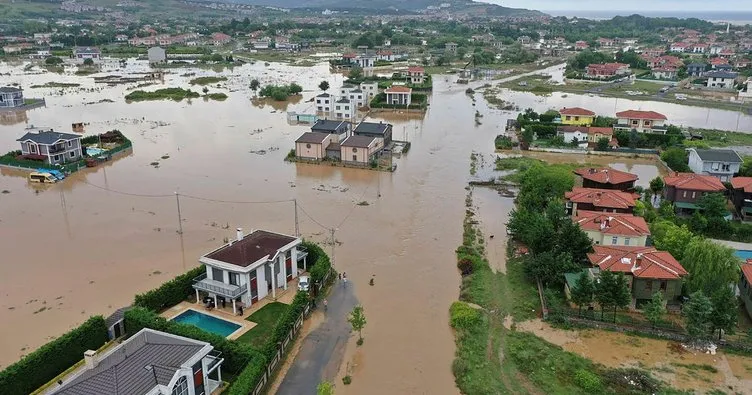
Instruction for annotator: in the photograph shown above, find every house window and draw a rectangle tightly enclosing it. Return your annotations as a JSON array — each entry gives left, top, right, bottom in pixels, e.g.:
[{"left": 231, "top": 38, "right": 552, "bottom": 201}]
[
  {"left": 67, "top": 141, "right": 72, "bottom": 147},
  {"left": 336, "top": 106, "right": 340, "bottom": 110},
  {"left": 712, "top": 162, "right": 720, "bottom": 171},
  {"left": 229, "top": 272, "right": 239, "bottom": 286},
  {"left": 54, "top": 155, "right": 60, "bottom": 161},
  {"left": 624, "top": 238, "right": 630, "bottom": 246},
  {"left": 574, "top": 116, "right": 579, "bottom": 121},
  {"left": 171, "top": 376, "right": 189, "bottom": 395},
  {"left": 660, "top": 281, "right": 667, "bottom": 291},
  {"left": 691, "top": 192, "right": 696, "bottom": 199},
  {"left": 212, "top": 267, "right": 223, "bottom": 282},
  {"left": 30, "top": 144, "right": 37, "bottom": 153},
  {"left": 683, "top": 191, "right": 687, "bottom": 198},
  {"left": 352, "top": 155, "right": 357, "bottom": 161},
  {"left": 317, "top": 107, "right": 323, "bottom": 111},
  {"left": 70, "top": 151, "right": 75, "bottom": 158},
  {"left": 722, "top": 164, "right": 731, "bottom": 171},
  {"left": 645, "top": 281, "right": 653, "bottom": 292},
  {"left": 611, "top": 236, "right": 618, "bottom": 245},
  {"left": 566, "top": 116, "right": 571, "bottom": 120}
]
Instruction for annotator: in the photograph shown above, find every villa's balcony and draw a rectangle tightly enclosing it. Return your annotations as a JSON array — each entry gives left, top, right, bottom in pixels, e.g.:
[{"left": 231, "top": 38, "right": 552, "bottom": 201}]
[{"left": 193, "top": 273, "right": 246, "bottom": 299}]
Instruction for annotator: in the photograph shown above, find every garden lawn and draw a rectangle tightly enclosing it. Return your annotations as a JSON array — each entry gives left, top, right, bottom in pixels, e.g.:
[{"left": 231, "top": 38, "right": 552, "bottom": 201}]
[{"left": 235, "top": 302, "right": 289, "bottom": 349}]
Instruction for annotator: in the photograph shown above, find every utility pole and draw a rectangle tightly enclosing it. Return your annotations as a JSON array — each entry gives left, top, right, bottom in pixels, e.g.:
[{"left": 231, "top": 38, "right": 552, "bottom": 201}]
[
  {"left": 330, "top": 228, "right": 336, "bottom": 267},
  {"left": 294, "top": 199, "right": 300, "bottom": 237},
  {"left": 175, "top": 192, "right": 183, "bottom": 235}
]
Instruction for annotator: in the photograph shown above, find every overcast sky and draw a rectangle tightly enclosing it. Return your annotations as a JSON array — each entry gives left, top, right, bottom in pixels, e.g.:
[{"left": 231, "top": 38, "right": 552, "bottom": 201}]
[{"left": 479, "top": 0, "right": 752, "bottom": 12}]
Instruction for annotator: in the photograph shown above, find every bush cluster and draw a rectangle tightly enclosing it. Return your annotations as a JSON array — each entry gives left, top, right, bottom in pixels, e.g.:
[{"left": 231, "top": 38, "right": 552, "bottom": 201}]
[
  {"left": 133, "top": 265, "right": 205, "bottom": 311},
  {"left": 0, "top": 316, "right": 109, "bottom": 395},
  {"left": 449, "top": 301, "right": 482, "bottom": 330}
]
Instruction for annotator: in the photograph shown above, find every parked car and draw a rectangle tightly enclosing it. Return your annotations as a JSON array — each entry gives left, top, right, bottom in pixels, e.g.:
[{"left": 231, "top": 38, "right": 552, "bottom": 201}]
[{"left": 298, "top": 275, "right": 310, "bottom": 292}]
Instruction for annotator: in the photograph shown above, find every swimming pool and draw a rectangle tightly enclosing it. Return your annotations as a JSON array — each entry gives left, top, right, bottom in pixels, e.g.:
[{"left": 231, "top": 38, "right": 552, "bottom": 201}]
[
  {"left": 735, "top": 250, "right": 752, "bottom": 261},
  {"left": 171, "top": 309, "right": 241, "bottom": 337},
  {"left": 86, "top": 147, "right": 106, "bottom": 156}
]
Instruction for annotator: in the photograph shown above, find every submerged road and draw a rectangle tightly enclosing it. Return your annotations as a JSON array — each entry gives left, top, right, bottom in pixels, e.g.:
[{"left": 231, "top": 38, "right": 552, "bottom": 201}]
[{"left": 277, "top": 281, "right": 358, "bottom": 394}]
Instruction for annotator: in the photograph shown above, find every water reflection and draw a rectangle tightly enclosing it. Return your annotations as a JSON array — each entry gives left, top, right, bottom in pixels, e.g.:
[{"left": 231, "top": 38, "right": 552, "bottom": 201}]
[{"left": 0, "top": 109, "right": 29, "bottom": 126}]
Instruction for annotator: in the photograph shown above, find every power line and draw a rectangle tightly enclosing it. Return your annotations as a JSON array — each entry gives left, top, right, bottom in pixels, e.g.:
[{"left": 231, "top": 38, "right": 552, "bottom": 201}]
[
  {"left": 336, "top": 184, "right": 370, "bottom": 229},
  {"left": 296, "top": 203, "right": 331, "bottom": 231},
  {"left": 81, "top": 179, "right": 173, "bottom": 198},
  {"left": 179, "top": 193, "right": 294, "bottom": 205}
]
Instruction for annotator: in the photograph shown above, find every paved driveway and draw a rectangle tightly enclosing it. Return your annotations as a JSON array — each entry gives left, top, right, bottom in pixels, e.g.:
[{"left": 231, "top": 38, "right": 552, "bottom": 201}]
[{"left": 277, "top": 282, "right": 358, "bottom": 395}]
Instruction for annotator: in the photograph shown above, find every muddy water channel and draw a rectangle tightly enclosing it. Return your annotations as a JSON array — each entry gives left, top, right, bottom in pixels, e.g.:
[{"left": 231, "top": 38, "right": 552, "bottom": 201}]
[{"left": 0, "top": 59, "right": 736, "bottom": 392}]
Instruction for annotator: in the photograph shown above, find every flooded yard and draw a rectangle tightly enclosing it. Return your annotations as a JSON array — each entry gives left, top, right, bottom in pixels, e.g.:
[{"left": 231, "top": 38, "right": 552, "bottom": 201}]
[{"left": 0, "top": 58, "right": 749, "bottom": 392}]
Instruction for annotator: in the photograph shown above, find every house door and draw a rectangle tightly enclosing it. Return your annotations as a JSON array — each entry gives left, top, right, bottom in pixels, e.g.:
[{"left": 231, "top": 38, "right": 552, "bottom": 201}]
[
  {"left": 250, "top": 277, "right": 258, "bottom": 303},
  {"left": 286, "top": 259, "right": 293, "bottom": 281},
  {"left": 352, "top": 155, "right": 357, "bottom": 161}
]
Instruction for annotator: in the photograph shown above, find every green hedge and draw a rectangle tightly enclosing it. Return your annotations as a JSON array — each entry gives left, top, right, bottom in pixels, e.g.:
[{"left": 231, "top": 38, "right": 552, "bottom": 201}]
[
  {"left": 303, "top": 241, "right": 332, "bottom": 284},
  {"left": 0, "top": 316, "right": 108, "bottom": 395},
  {"left": 223, "top": 354, "right": 268, "bottom": 395},
  {"left": 133, "top": 265, "right": 205, "bottom": 311},
  {"left": 123, "top": 307, "right": 260, "bottom": 374},
  {"left": 261, "top": 292, "right": 309, "bottom": 362}
]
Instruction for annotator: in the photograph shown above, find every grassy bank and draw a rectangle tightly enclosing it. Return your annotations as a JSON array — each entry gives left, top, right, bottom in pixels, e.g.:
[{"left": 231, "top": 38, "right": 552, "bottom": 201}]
[
  {"left": 694, "top": 128, "right": 752, "bottom": 147},
  {"left": 30, "top": 82, "right": 80, "bottom": 88},
  {"left": 189, "top": 76, "right": 227, "bottom": 85},
  {"left": 125, "top": 88, "right": 201, "bottom": 101}
]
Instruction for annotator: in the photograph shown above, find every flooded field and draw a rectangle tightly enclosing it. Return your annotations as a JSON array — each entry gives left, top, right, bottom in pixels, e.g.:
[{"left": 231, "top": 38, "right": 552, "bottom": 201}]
[{"left": 0, "top": 58, "right": 746, "bottom": 392}]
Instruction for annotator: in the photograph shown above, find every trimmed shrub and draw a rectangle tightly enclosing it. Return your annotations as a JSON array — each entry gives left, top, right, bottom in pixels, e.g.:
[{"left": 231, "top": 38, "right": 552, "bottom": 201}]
[
  {"left": 449, "top": 301, "right": 482, "bottom": 330},
  {"left": 123, "top": 307, "right": 260, "bottom": 375},
  {"left": 133, "top": 265, "right": 205, "bottom": 311},
  {"left": 221, "top": 352, "right": 267, "bottom": 395},
  {"left": 0, "top": 316, "right": 108, "bottom": 395},
  {"left": 260, "top": 292, "right": 308, "bottom": 363},
  {"left": 574, "top": 369, "right": 603, "bottom": 393},
  {"left": 303, "top": 241, "right": 332, "bottom": 285}
]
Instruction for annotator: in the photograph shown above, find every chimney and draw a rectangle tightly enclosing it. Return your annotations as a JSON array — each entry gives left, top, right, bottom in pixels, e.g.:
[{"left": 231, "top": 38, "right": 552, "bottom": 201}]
[
  {"left": 236, "top": 227, "right": 243, "bottom": 242},
  {"left": 84, "top": 350, "right": 97, "bottom": 369}
]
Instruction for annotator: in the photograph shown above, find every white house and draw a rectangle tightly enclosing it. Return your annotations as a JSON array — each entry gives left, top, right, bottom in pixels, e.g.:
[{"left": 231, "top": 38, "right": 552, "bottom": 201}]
[
  {"left": 347, "top": 88, "right": 367, "bottom": 108},
  {"left": 73, "top": 46, "right": 101, "bottom": 64},
  {"left": 147, "top": 46, "right": 166, "bottom": 64},
  {"left": 740, "top": 78, "right": 752, "bottom": 102},
  {"left": 560, "top": 128, "right": 589, "bottom": 147},
  {"left": 334, "top": 97, "right": 356, "bottom": 120},
  {"left": 688, "top": 148, "right": 743, "bottom": 182},
  {"left": 51, "top": 328, "right": 224, "bottom": 395},
  {"left": 360, "top": 82, "right": 378, "bottom": 101},
  {"left": 315, "top": 92, "right": 333, "bottom": 113},
  {"left": 613, "top": 110, "right": 668, "bottom": 134},
  {"left": 354, "top": 54, "right": 376, "bottom": 69},
  {"left": 705, "top": 70, "right": 738, "bottom": 89},
  {"left": 384, "top": 85, "right": 412, "bottom": 106},
  {"left": 193, "top": 229, "right": 306, "bottom": 313}
]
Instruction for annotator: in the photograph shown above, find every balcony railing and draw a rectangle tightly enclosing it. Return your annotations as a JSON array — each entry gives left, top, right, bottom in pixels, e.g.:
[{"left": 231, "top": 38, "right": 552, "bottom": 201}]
[{"left": 193, "top": 273, "right": 246, "bottom": 299}]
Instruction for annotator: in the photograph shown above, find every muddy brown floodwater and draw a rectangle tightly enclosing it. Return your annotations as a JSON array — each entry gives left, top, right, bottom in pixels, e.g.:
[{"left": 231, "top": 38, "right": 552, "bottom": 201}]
[{"left": 0, "top": 60, "right": 742, "bottom": 393}]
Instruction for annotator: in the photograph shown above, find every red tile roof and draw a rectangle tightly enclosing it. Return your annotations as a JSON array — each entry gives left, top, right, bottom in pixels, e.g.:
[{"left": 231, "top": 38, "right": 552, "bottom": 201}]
[
  {"left": 407, "top": 66, "right": 425, "bottom": 73},
  {"left": 564, "top": 188, "right": 640, "bottom": 210},
  {"left": 732, "top": 177, "right": 752, "bottom": 193},
  {"left": 575, "top": 167, "right": 638, "bottom": 186},
  {"left": 710, "top": 57, "right": 729, "bottom": 65},
  {"left": 588, "top": 245, "right": 687, "bottom": 280},
  {"left": 588, "top": 127, "right": 614, "bottom": 136},
  {"left": 663, "top": 173, "right": 726, "bottom": 192},
  {"left": 615, "top": 110, "right": 667, "bottom": 120},
  {"left": 574, "top": 211, "right": 650, "bottom": 237},
  {"left": 343, "top": 53, "right": 357, "bottom": 58},
  {"left": 385, "top": 85, "right": 412, "bottom": 93},
  {"left": 559, "top": 107, "right": 595, "bottom": 116},
  {"left": 742, "top": 263, "right": 752, "bottom": 285}
]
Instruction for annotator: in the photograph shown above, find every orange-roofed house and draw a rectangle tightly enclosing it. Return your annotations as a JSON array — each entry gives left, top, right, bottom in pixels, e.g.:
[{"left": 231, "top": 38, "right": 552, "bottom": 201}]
[
  {"left": 614, "top": 110, "right": 668, "bottom": 134},
  {"left": 663, "top": 172, "right": 727, "bottom": 215},
  {"left": 588, "top": 245, "right": 687, "bottom": 306},
  {"left": 406, "top": 66, "right": 426, "bottom": 84},
  {"left": 586, "top": 127, "right": 618, "bottom": 148},
  {"left": 740, "top": 262, "right": 752, "bottom": 317},
  {"left": 731, "top": 177, "right": 752, "bottom": 221},
  {"left": 575, "top": 167, "right": 638, "bottom": 191},
  {"left": 559, "top": 107, "right": 595, "bottom": 126},
  {"left": 384, "top": 85, "right": 412, "bottom": 106},
  {"left": 564, "top": 187, "right": 640, "bottom": 216},
  {"left": 574, "top": 211, "right": 650, "bottom": 247}
]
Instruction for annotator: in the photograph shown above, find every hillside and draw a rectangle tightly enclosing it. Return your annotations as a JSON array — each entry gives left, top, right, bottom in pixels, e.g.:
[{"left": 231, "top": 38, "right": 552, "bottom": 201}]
[{"left": 230, "top": 0, "right": 543, "bottom": 16}]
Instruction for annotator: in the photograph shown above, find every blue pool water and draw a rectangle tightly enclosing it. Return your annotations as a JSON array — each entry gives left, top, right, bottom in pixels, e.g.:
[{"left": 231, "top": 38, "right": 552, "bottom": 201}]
[
  {"left": 172, "top": 310, "right": 241, "bottom": 337},
  {"left": 735, "top": 250, "right": 752, "bottom": 260}
]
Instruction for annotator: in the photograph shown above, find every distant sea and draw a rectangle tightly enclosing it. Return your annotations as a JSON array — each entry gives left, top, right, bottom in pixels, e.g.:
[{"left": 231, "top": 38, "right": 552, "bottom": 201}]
[{"left": 545, "top": 10, "right": 752, "bottom": 25}]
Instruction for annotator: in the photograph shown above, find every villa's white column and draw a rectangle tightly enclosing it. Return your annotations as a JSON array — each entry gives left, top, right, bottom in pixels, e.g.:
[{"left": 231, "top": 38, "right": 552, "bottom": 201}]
[
  {"left": 281, "top": 255, "right": 288, "bottom": 290},
  {"left": 195, "top": 289, "right": 199, "bottom": 305},
  {"left": 217, "top": 366, "right": 222, "bottom": 383},
  {"left": 271, "top": 262, "right": 277, "bottom": 299},
  {"left": 232, "top": 299, "right": 236, "bottom": 315},
  {"left": 213, "top": 294, "right": 218, "bottom": 309}
]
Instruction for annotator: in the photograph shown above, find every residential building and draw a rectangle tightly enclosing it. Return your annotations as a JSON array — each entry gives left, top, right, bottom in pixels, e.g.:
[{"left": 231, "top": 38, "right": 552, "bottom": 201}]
[
  {"left": 295, "top": 132, "right": 334, "bottom": 160},
  {"left": 687, "top": 62, "right": 706, "bottom": 76},
  {"left": 16, "top": 129, "right": 83, "bottom": 165},
  {"left": 710, "top": 57, "right": 729, "bottom": 68},
  {"left": 613, "top": 110, "right": 668, "bottom": 134},
  {"left": 705, "top": 71, "right": 738, "bottom": 89},
  {"left": 740, "top": 263, "right": 752, "bottom": 318},
  {"left": 663, "top": 172, "right": 727, "bottom": 214},
  {"left": 559, "top": 127, "right": 588, "bottom": 147},
  {"left": 564, "top": 187, "right": 640, "bottom": 216},
  {"left": 687, "top": 148, "right": 743, "bottom": 182},
  {"left": 340, "top": 135, "right": 383, "bottom": 165},
  {"left": 194, "top": 228, "right": 306, "bottom": 311},
  {"left": 115, "top": 34, "right": 128, "bottom": 42},
  {"left": 559, "top": 107, "right": 595, "bottom": 126},
  {"left": 588, "top": 246, "right": 687, "bottom": 306},
  {"left": 597, "top": 37, "right": 615, "bottom": 47},
  {"left": 310, "top": 119, "right": 350, "bottom": 142},
  {"left": 574, "top": 167, "right": 638, "bottom": 191},
  {"left": 731, "top": 177, "right": 752, "bottom": 221},
  {"left": 50, "top": 328, "right": 224, "bottom": 395},
  {"left": 740, "top": 78, "right": 752, "bottom": 102},
  {"left": 333, "top": 97, "right": 355, "bottom": 120},
  {"left": 573, "top": 211, "right": 650, "bottom": 247},
  {"left": 360, "top": 82, "right": 378, "bottom": 101},
  {"left": 384, "top": 85, "right": 412, "bottom": 107},
  {"left": 585, "top": 63, "right": 630, "bottom": 79},
  {"left": 354, "top": 121, "right": 393, "bottom": 145},
  {"left": 147, "top": 46, "right": 166, "bottom": 64},
  {"left": 714, "top": 64, "right": 734, "bottom": 72},
  {"left": 406, "top": 66, "right": 426, "bottom": 84},
  {"left": 691, "top": 43, "right": 708, "bottom": 53},
  {"left": 2, "top": 43, "right": 32, "bottom": 54},
  {"left": 651, "top": 66, "right": 677, "bottom": 80},
  {"left": 377, "top": 50, "right": 394, "bottom": 62},
  {"left": 0, "top": 86, "right": 24, "bottom": 108},
  {"left": 587, "top": 127, "right": 618, "bottom": 148},
  {"left": 445, "top": 42, "right": 458, "bottom": 54},
  {"left": 709, "top": 44, "right": 725, "bottom": 55},
  {"left": 669, "top": 42, "right": 688, "bottom": 52},
  {"left": 315, "top": 93, "right": 333, "bottom": 113},
  {"left": 354, "top": 54, "right": 376, "bottom": 69},
  {"left": 517, "top": 35, "right": 532, "bottom": 45},
  {"left": 211, "top": 32, "right": 232, "bottom": 46},
  {"left": 575, "top": 40, "right": 589, "bottom": 50},
  {"left": 73, "top": 47, "right": 101, "bottom": 64},
  {"left": 347, "top": 88, "right": 367, "bottom": 108}
]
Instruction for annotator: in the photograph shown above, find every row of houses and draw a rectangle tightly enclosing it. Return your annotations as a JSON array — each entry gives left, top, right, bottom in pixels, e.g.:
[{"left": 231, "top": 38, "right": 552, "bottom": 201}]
[
  {"left": 557, "top": 106, "right": 669, "bottom": 134},
  {"left": 294, "top": 119, "right": 393, "bottom": 166}
]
